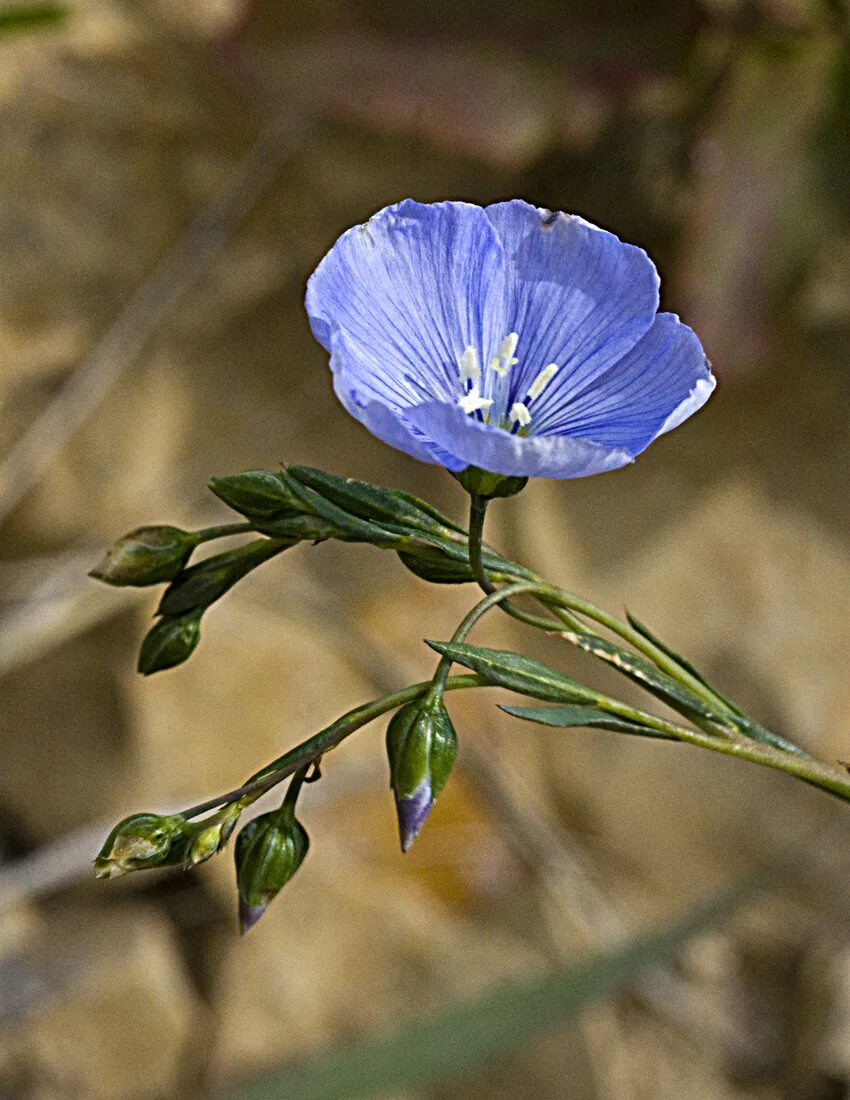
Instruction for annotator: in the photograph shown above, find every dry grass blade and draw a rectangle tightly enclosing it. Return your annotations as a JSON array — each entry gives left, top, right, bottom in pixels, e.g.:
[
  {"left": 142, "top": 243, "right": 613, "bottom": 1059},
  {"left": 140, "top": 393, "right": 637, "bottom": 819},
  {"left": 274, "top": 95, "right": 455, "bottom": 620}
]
[{"left": 0, "top": 114, "right": 308, "bottom": 527}]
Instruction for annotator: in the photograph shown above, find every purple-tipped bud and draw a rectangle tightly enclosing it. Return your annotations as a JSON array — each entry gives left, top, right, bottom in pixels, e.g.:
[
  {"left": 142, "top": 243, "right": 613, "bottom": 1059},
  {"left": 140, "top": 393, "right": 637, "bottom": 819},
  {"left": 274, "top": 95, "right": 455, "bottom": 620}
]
[
  {"left": 396, "top": 780, "right": 434, "bottom": 853},
  {"left": 238, "top": 896, "right": 267, "bottom": 935},
  {"left": 386, "top": 695, "right": 457, "bottom": 853},
  {"left": 234, "top": 811, "right": 309, "bottom": 934}
]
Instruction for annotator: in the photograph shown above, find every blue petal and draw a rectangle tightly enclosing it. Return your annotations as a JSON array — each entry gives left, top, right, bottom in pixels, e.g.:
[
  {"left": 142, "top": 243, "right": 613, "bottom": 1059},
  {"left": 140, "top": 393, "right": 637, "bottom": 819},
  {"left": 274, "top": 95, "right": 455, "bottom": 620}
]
[
  {"left": 536, "top": 313, "right": 715, "bottom": 453},
  {"left": 484, "top": 201, "right": 660, "bottom": 408},
  {"left": 306, "top": 200, "right": 508, "bottom": 411},
  {"left": 329, "top": 329, "right": 465, "bottom": 469},
  {"left": 406, "top": 400, "right": 634, "bottom": 479}
]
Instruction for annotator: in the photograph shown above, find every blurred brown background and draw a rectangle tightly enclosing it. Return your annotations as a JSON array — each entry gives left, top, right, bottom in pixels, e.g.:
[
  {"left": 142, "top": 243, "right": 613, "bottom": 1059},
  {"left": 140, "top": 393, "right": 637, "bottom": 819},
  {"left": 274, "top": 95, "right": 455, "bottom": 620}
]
[{"left": 0, "top": 1, "right": 849, "bottom": 1097}]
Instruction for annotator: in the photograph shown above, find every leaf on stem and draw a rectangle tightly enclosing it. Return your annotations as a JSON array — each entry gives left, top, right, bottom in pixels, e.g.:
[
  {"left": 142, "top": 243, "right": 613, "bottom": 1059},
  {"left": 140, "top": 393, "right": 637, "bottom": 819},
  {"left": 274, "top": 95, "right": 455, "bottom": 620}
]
[
  {"left": 560, "top": 630, "right": 727, "bottom": 724},
  {"left": 625, "top": 613, "right": 809, "bottom": 757},
  {"left": 427, "top": 641, "right": 599, "bottom": 704},
  {"left": 287, "top": 465, "right": 467, "bottom": 537},
  {"left": 501, "top": 703, "right": 678, "bottom": 740}
]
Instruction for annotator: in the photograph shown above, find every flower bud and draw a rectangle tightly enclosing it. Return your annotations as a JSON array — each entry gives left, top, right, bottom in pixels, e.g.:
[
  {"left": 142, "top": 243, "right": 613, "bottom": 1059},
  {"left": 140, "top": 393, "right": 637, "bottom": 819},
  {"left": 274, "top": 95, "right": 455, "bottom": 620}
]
[
  {"left": 208, "top": 470, "right": 303, "bottom": 518},
  {"left": 234, "top": 810, "right": 309, "bottom": 933},
  {"left": 89, "top": 526, "right": 198, "bottom": 587},
  {"left": 179, "top": 803, "right": 242, "bottom": 868},
  {"left": 386, "top": 695, "right": 458, "bottom": 852},
  {"left": 137, "top": 610, "right": 202, "bottom": 676},
  {"left": 93, "top": 812, "right": 185, "bottom": 878}
]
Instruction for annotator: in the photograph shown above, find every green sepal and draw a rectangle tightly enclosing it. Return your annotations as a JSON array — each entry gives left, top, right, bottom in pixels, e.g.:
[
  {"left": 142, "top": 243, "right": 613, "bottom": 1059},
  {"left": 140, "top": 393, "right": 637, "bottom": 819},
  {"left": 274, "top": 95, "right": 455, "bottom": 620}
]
[
  {"left": 138, "top": 610, "right": 202, "bottom": 675},
  {"left": 208, "top": 470, "right": 303, "bottom": 518},
  {"left": 287, "top": 466, "right": 466, "bottom": 537},
  {"left": 157, "top": 539, "right": 290, "bottom": 616},
  {"left": 452, "top": 467, "right": 527, "bottom": 499},
  {"left": 89, "top": 525, "right": 198, "bottom": 587},
  {"left": 426, "top": 641, "right": 599, "bottom": 705},
  {"left": 501, "top": 703, "right": 678, "bottom": 740},
  {"left": 386, "top": 696, "right": 458, "bottom": 800}
]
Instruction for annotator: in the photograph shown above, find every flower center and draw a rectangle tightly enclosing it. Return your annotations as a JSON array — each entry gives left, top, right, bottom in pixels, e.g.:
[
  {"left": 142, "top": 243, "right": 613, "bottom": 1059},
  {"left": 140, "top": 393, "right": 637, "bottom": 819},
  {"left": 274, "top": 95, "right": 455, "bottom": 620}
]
[{"left": 456, "top": 334, "right": 558, "bottom": 435}]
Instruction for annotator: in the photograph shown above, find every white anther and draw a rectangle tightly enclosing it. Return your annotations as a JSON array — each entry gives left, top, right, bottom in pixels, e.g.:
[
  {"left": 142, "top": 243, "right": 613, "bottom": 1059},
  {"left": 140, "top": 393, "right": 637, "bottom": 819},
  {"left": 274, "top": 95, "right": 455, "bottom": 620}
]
[
  {"left": 458, "top": 346, "right": 480, "bottom": 385},
  {"left": 509, "top": 401, "right": 532, "bottom": 427},
  {"left": 500, "top": 332, "right": 519, "bottom": 360},
  {"left": 527, "top": 363, "right": 559, "bottom": 400},
  {"left": 459, "top": 389, "right": 494, "bottom": 416},
  {"left": 490, "top": 332, "right": 520, "bottom": 376}
]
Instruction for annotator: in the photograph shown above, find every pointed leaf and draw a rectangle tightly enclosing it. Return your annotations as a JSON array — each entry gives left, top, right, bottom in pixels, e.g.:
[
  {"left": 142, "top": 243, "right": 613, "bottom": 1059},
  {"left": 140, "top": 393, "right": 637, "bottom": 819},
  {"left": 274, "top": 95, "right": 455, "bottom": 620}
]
[
  {"left": 427, "top": 641, "right": 599, "bottom": 704},
  {"left": 287, "top": 466, "right": 466, "bottom": 537},
  {"left": 501, "top": 703, "right": 678, "bottom": 740},
  {"left": 625, "top": 613, "right": 810, "bottom": 757},
  {"left": 560, "top": 631, "right": 726, "bottom": 724}
]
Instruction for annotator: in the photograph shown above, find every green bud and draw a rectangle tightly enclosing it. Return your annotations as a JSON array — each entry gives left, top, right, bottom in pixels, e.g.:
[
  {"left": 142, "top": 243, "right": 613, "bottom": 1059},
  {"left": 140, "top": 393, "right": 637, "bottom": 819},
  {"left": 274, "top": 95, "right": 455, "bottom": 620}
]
[
  {"left": 89, "top": 526, "right": 198, "bottom": 587},
  {"left": 157, "top": 539, "right": 291, "bottom": 617},
  {"left": 93, "top": 812, "right": 185, "bottom": 878},
  {"left": 138, "top": 610, "right": 202, "bottom": 675},
  {"left": 452, "top": 466, "right": 527, "bottom": 499},
  {"left": 235, "top": 810, "right": 309, "bottom": 933},
  {"left": 386, "top": 695, "right": 458, "bottom": 852},
  {"left": 252, "top": 513, "right": 341, "bottom": 542},
  {"left": 170, "top": 803, "right": 242, "bottom": 868},
  {"left": 397, "top": 548, "right": 475, "bottom": 584},
  {"left": 208, "top": 470, "right": 303, "bottom": 518}
]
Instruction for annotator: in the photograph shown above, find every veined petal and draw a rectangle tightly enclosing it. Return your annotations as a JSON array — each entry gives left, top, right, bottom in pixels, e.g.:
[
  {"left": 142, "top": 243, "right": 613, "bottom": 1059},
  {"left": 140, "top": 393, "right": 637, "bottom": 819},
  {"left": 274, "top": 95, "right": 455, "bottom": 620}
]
[
  {"left": 406, "top": 400, "right": 634, "bottom": 480},
  {"left": 538, "top": 313, "right": 714, "bottom": 453},
  {"left": 329, "top": 330, "right": 461, "bottom": 468},
  {"left": 306, "top": 200, "right": 507, "bottom": 409},
  {"left": 484, "top": 201, "right": 660, "bottom": 411}
]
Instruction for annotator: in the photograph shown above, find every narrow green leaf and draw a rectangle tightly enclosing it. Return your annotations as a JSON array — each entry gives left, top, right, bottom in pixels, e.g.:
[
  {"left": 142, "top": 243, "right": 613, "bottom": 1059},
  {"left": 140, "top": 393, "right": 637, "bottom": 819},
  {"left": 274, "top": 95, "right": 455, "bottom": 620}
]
[
  {"left": 560, "top": 631, "right": 726, "bottom": 724},
  {"left": 220, "top": 874, "right": 763, "bottom": 1100},
  {"left": 287, "top": 466, "right": 466, "bottom": 537},
  {"left": 427, "top": 641, "right": 599, "bottom": 704},
  {"left": 281, "top": 476, "right": 405, "bottom": 548},
  {"left": 625, "top": 613, "right": 809, "bottom": 757},
  {"left": 625, "top": 612, "right": 725, "bottom": 696},
  {"left": 501, "top": 703, "right": 678, "bottom": 740},
  {"left": 157, "top": 539, "right": 289, "bottom": 616}
]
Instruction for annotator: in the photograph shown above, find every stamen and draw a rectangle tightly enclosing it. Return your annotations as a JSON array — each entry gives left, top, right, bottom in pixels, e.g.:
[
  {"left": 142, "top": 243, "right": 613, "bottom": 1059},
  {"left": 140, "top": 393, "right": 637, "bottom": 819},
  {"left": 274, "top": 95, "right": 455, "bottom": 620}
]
[
  {"left": 527, "top": 363, "right": 559, "bottom": 401},
  {"left": 509, "top": 401, "right": 532, "bottom": 428},
  {"left": 489, "top": 332, "right": 520, "bottom": 377},
  {"left": 458, "top": 346, "right": 480, "bottom": 386},
  {"left": 459, "top": 389, "right": 494, "bottom": 416}
]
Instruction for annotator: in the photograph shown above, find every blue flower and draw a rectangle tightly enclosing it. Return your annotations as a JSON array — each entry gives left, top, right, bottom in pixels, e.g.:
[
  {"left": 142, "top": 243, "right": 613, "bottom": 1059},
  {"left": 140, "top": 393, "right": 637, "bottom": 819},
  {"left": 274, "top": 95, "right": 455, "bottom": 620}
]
[{"left": 306, "top": 199, "right": 714, "bottom": 479}]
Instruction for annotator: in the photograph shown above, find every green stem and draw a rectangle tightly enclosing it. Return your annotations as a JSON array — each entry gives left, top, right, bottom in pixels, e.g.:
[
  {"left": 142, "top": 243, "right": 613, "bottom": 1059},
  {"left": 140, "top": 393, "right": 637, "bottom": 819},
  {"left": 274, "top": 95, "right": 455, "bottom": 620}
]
[
  {"left": 181, "top": 673, "right": 488, "bottom": 820},
  {"left": 466, "top": 495, "right": 571, "bottom": 633},
  {"left": 430, "top": 580, "right": 555, "bottom": 695},
  {"left": 465, "top": 498, "right": 746, "bottom": 722},
  {"left": 194, "top": 521, "right": 255, "bottom": 544},
  {"left": 602, "top": 697, "right": 850, "bottom": 803},
  {"left": 280, "top": 764, "right": 310, "bottom": 819}
]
